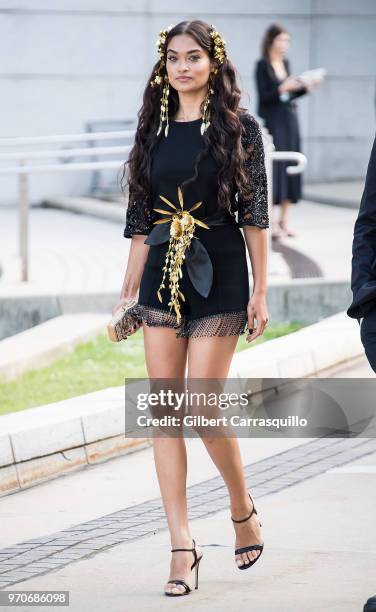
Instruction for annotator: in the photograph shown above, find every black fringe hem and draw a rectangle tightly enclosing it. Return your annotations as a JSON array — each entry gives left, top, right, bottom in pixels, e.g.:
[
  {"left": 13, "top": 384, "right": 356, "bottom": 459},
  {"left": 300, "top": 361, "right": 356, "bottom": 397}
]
[{"left": 128, "top": 304, "right": 248, "bottom": 339}]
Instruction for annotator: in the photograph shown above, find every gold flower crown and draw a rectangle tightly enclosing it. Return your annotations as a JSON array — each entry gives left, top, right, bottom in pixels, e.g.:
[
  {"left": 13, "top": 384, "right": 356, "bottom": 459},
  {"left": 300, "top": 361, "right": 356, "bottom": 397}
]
[{"left": 150, "top": 24, "right": 227, "bottom": 88}]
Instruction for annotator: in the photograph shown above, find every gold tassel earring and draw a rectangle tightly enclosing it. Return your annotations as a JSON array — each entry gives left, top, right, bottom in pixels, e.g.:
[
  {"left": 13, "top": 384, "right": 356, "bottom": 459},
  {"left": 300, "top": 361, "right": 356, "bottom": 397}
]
[
  {"left": 157, "top": 75, "right": 170, "bottom": 137},
  {"left": 200, "top": 72, "right": 215, "bottom": 136}
]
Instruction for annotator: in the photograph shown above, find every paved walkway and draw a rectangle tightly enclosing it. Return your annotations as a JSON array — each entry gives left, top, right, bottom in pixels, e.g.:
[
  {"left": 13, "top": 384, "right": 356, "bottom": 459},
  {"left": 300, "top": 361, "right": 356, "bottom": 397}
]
[
  {"left": 0, "top": 356, "right": 374, "bottom": 609},
  {"left": 0, "top": 205, "right": 126, "bottom": 294}
]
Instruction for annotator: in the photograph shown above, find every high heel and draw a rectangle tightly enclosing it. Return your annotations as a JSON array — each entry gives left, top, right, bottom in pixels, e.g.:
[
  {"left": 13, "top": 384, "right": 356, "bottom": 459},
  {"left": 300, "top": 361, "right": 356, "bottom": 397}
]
[
  {"left": 231, "top": 492, "right": 264, "bottom": 570},
  {"left": 164, "top": 537, "right": 203, "bottom": 597},
  {"left": 278, "top": 219, "right": 296, "bottom": 237}
]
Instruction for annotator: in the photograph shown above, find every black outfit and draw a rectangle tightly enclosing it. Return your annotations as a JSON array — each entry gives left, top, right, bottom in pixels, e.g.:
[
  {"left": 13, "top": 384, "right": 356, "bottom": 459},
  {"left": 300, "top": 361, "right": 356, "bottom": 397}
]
[
  {"left": 123, "top": 112, "right": 269, "bottom": 339},
  {"left": 347, "top": 133, "right": 376, "bottom": 372},
  {"left": 255, "top": 57, "right": 308, "bottom": 205}
]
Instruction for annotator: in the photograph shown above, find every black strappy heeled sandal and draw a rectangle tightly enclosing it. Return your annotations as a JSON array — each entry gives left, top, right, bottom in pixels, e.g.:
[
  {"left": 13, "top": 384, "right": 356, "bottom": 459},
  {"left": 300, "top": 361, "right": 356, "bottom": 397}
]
[
  {"left": 231, "top": 492, "right": 264, "bottom": 570},
  {"left": 164, "top": 537, "right": 203, "bottom": 597}
]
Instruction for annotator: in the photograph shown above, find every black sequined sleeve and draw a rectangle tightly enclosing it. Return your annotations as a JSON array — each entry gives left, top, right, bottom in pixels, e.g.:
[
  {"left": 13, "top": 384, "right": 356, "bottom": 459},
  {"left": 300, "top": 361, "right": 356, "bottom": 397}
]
[
  {"left": 236, "top": 113, "right": 269, "bottom": 230},
  {"left": 123, "top": 184, "right": 154, "bottom": 239}
]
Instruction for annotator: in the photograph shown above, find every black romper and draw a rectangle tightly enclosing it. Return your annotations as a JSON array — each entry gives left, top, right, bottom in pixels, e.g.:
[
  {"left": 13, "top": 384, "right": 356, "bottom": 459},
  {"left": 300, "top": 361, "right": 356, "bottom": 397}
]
[{"left": 123, "top": 112, "right": 269, "bottom": 339}]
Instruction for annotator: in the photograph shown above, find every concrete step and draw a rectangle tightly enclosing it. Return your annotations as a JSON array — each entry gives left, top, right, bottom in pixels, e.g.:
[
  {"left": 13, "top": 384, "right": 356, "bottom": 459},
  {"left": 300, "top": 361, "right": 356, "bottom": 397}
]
[{"left": 42, "top": 196, "right": 124, "bottom": 223}]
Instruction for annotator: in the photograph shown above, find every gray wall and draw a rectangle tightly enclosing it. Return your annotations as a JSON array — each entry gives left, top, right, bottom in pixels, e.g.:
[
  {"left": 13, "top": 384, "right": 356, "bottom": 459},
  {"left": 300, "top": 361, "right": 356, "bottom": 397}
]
[{"left": 0, "top": 0, "right": 375, "bottom": 206}]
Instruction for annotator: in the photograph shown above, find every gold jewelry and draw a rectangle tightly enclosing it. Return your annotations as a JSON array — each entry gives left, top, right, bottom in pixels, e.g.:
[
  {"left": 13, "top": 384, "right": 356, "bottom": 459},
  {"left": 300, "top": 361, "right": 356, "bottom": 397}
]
[
  {"left": 210, "top": 25, "right": 227, "bottom": 65},
  {"left": 150, "top": 23, "right": 227, "bottom": 138},
  {"left": 150, "top": 24, "right": 174, "bottom": 88},
  {"left": 152, "top": 186, "right": 210, "bottom": 323},
  {"left": 157, "top": 76, "right": 170, "bottom": 137},
  {"left": 200, "top": 25, "right": 227, "bottom": 134},
  {"left": 200, "top": 71, "right": 215, "bottom": 135}
]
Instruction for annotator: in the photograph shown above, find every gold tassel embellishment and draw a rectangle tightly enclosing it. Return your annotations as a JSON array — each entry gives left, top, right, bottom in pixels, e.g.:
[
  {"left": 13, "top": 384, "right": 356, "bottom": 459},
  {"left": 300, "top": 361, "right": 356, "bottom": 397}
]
[{"left": 152, "top": 186, "right": 210, "bottom": 324}]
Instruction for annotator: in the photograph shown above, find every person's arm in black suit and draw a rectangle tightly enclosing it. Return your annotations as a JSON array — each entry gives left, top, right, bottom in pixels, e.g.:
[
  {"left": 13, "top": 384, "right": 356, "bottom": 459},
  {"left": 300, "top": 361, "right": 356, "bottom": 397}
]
[{"left": 347, "top": 133, "right": 376, "bottom": 322}]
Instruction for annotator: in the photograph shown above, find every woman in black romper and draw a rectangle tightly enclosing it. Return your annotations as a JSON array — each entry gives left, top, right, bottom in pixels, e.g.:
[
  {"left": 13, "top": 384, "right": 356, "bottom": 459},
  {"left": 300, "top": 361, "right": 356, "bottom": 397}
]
[{"left": 114, "top": 20, "right": 269, "bottom": 597}]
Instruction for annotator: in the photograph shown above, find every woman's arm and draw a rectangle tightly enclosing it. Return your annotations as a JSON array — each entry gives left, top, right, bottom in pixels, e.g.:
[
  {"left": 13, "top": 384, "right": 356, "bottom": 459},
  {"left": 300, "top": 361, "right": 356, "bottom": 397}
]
[
  {"left": 289, "top": 85, "right": 308, "bottom": 100},
  {"left": 243, "top": 228, "right": 268, "bottom": 298},
  {"left": 113, "top": 185, "right": 154, "bottom": 313},
  {"left": 255, "top": 59, "right": 280, "bottom": 105},
  {"left": 255, "top": 58, "right": 306, "bottom": 105},
  {"left": 283, "top": 58, "right": 309, "bottom": 100},
  {"left": 347, "top": 133, "right": 376, "bottom": 320},
  {"left": 119, "top": 236, "right": 150, "bottom": 300},
  {"left": 237, "top": 113, "right": 269, "bottom": 339}
]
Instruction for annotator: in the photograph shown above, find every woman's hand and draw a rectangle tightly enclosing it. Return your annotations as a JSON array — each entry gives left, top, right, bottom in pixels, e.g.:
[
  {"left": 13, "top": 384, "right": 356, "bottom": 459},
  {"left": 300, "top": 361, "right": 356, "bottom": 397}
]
[
  {"left": 246, "top": 293, "right": 269, "bottom": 343},
  {"left": 111, "top": 296, "right": 136, "bottom": 317},
  {"left": 281, "top": 76, "right": 304, "bottom": 92}
]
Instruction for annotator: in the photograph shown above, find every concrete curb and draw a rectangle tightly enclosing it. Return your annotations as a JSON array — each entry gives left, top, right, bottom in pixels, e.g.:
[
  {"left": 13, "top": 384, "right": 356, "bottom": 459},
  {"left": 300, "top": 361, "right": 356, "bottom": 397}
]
[
  {"left": 303, "top": 182, "right": 363, "bottom": 210},
  {"left": 229, "top": 310, "right": 362, "bottom": 378},
  {"left": 0, "top": 279, "right": 355, "bottom": 380},
  {"left": 0, "top": 386, "right": 151, "bottom": 496},
  {"left": 303, "top": 193, "right": 359, "bottom": 209},
  {"left": 0, "top": 311, "right": 365, "bottom": 496}
]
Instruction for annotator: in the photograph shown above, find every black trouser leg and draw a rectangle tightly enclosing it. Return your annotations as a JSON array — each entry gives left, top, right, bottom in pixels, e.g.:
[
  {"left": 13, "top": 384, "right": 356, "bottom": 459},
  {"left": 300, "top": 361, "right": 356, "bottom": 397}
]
[{"left": 360, "top": 309, "right": 376, "bottom": 373}]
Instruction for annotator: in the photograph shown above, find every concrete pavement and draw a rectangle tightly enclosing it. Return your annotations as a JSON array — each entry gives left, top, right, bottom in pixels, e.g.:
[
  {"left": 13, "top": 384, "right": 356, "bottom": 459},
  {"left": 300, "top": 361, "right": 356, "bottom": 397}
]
[
  {"left": 0, "top": 355, "right": 375, "bottom": 609},
  {"left": 2, "top": 451, "right": 372, "bottom": 612},
  {"left": 0, "top": 435, "right": 374, "bottom": 610}
]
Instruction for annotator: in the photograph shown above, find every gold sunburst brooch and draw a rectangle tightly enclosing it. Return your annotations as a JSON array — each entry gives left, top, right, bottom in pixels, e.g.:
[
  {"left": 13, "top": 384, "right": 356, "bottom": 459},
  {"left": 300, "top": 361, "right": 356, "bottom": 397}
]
[{"left": 152, "top": 186, "right": 210, "bottom": 323}]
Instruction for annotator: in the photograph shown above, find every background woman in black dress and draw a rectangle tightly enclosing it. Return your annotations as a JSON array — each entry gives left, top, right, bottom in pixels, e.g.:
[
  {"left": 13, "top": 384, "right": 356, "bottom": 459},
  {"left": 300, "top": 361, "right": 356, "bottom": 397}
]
[{"left": 255, "top": 23, "right": 322, "bottom": 238}]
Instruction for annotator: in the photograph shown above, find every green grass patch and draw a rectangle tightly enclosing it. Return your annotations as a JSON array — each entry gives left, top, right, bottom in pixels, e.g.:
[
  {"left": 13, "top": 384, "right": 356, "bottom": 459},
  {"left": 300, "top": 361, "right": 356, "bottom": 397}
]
[{"left": 0, "top": 320, "right": 304, "bottom": 416}]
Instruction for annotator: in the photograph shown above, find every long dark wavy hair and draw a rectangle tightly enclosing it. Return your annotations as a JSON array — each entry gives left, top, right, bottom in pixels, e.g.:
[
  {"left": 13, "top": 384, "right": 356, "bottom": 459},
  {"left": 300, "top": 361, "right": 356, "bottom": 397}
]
[
  {"left": 261, "top": 23, "right": 288, "bottom": 61},
  {"left": 119, "top": 19, "right": 253, "bottom": 213}
]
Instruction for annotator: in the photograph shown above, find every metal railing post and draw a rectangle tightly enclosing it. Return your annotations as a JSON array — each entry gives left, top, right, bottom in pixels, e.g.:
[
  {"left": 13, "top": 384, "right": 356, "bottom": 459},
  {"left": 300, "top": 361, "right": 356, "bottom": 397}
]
[{"left": 18, "top": 160, "right": 29, "bottom": 282}]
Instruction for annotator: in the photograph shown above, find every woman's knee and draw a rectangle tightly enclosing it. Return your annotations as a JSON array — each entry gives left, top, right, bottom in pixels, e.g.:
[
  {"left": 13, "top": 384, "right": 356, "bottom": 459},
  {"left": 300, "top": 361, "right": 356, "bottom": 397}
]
[{"left": 187, "top": 335, "right": 238, "bottom": 379}]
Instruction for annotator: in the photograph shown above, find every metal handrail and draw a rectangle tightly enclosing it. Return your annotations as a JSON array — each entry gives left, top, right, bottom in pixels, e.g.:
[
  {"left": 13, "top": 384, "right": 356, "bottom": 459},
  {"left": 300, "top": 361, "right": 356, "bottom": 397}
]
[
  {"left": 0, "top": 130, "right": 135, "bottom": 146},
  {"left": 270, "top": 150, "right": 307, "bottom": 174},
  {"left": 0, "top": 145, "right": 131, "bottom": 163},
  {"left": 0, "top": 130, "right": 134, "bottom": 281},
  {"left": 0, "top": 159, "right": 130, "bottom": 175}
]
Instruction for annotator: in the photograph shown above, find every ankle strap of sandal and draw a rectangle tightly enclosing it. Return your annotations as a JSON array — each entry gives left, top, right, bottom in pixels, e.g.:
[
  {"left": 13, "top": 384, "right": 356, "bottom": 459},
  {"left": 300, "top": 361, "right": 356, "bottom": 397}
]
[
  {"left": 171, "top": 538, "right": 196, "bottom": 553},
  {"left": 231, "top": 494, "right": 257, "bottom": 523},
  {"left": 171, "top": 538, "right": 197, "bottom": 568}
]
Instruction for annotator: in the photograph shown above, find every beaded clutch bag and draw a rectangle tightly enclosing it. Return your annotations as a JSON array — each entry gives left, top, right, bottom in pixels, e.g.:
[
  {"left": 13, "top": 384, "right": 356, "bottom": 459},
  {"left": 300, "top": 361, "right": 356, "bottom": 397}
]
[{"left": 107, "top": 297, "right": 143, "bottom": 342}]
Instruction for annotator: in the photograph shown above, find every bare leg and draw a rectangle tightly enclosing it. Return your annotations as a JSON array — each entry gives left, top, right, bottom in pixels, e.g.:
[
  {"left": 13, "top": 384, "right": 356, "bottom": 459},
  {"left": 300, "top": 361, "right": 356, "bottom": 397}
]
[
  {"left": 187, "top": 334, "right": 263, "bottom": 568},
  {"left": 278, "top": 198, "right": 296, "bottom": 236},
  {"left": 271, "top": 203, "right": 283, "bottom": 238},
  {"left": 143, "top": 324, "right": 202, "bottom": 595}
]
